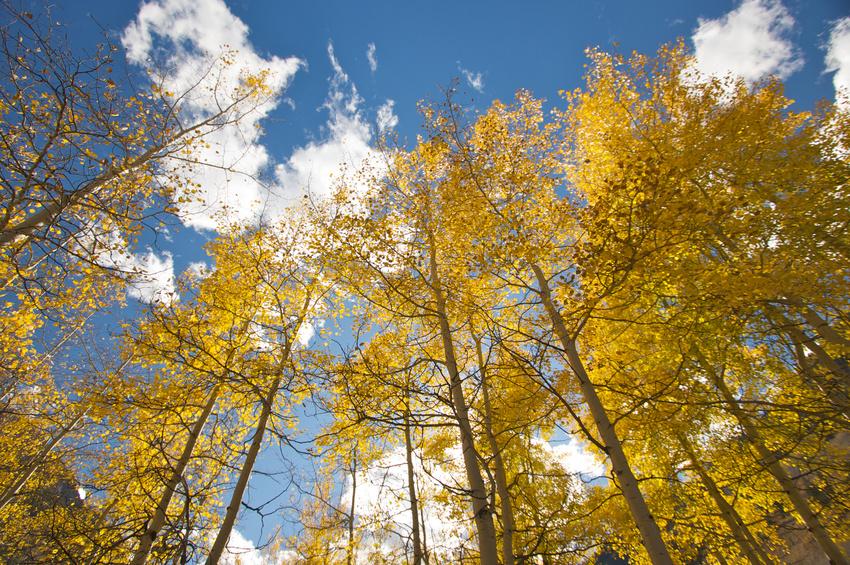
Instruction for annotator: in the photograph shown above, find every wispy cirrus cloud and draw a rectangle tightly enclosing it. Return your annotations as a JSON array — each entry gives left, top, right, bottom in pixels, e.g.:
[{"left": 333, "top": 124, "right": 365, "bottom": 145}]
[
  {"left": 458, "top": 64, "right": 485, "bottom": 92},
  {"left": 366, "top": 42, "right": 378, "bottom": 73},
  {"left": 376, "top": 99, "right": 398, "bottom": 134},
  {"left": 269, "top": 42, "right": 385, "bottom": 213}
]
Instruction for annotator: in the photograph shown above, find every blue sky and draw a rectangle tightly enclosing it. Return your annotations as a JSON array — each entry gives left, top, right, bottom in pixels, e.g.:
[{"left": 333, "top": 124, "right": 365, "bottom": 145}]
[{"left": 49, "top": 0, "right": 850, "bottom": 559}]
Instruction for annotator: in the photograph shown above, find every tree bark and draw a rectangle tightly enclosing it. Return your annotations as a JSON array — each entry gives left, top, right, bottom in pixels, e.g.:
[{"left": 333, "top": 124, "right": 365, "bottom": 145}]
[
  {"left": 476, "top": 337, "right": 516, "bottom": 565},
  {"left": 428, "top": 236, "right": 499, "bottom": 565},
  {"left": 206, "top": 376, "right": 279, "bottom": 565},
  {"left": 789, "top": 332, "right": 850, "bottom": 420},
  {"left": 206, "top": 295, "right": 310, "bottom": 564},
  {"left": 132, "top": 386, "right": 220, "bottom": 565},
  {"left": 347, "top": 447, "right": 357, "bottom": 565},
  {"left": 530, "top": 263, "right": 674, "bottom": 565},
  {"left": 800, "top": 307, "right": 850, "bottom": 350},
  {"left": 768, "top": 308, "right": 850, "bottom": 384},
  {"left": 404, "top": 391, "right": 424, "bottom": 565}
]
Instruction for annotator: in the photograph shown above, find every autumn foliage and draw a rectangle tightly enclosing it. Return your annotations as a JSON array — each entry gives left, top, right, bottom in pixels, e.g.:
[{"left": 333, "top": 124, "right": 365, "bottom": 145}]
[{"left": 0, "top": 6, "right": 848, "bottom": 565}]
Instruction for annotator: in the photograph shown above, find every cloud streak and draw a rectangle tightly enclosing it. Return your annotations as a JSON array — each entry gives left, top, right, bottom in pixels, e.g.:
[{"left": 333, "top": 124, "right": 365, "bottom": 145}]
[
  {"left": 376, "top": 100, "right": 398, "bottom": 134},
  {"left": 270, "top": 42, "right": 385, "bottom": 212},
  {"left": 458, "top": 64, "right": 485, "bottom": 92},
  {"left": 367, "top": 42, "right": 378, "bottom": 73},
  {"left": 826, "top": 18, "right": 850, "bottom": 108}
]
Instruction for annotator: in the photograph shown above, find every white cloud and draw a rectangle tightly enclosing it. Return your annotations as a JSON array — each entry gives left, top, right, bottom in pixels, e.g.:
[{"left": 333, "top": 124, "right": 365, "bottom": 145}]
[
  {"left": 219, "top": 528, "right": 297, "bottom": 565},
  {"left": 826, "top": 17, "right": 850, "bottom": 108},
  {"left": 459, "top": 65, "right": 485, "bottom": 92},
  {"left": 534, "top": 437, "right": 605, "bottom": 480},
  {"left": 185, "top": 261, "right": 211, "bottom": 279},
  {"left": 125, "top": 250, "right": 177, "bottom": 305},
  {"left": 376, "top": 100, "right": 399, "bottom": 134},
  {"left": 122, "top": 0, "right": 302, "bottom": 230},
  {"left": 336, "top": 437, "right": 599, "bottom": 562},
  {"left": 83, "top": 230, "right": 176, "bottom": 305},
  {"left": 124, "top": 3, "right": 394, "bottom": 232},
  {"left": 270, "top": 42, "right": 385, "bottom": 212},
  {"left": 295, "top": 320, "right": 316, "bottom": 347},
  {"left": 220, "top": 529, "right": 263, "bottom": 565},
  {"left": 214, "top": 528, "right": 298, "bottom": 565},
  {"left": 339, "top": 445, "right": 471, "bottom": 561},
  {"left": 690, "top": 0, "right": 803, "bottom": 84},
  {"left": 367, "top": 42, "right": 378, "bottom": 73}
]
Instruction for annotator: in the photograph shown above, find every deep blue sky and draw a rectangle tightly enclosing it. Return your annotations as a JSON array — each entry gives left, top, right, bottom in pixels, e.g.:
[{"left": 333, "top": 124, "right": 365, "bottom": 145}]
[
  {"left": 65, "top": 0, "right": 847, "bottom": 147},
  {"left": 45, "top": 0, "right": 850, "bottom": 556}
]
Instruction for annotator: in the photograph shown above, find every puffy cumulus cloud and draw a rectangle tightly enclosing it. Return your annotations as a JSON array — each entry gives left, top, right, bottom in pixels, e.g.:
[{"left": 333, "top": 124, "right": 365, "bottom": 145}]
[
  {"left": 367, "top": 42, "right": 378, "bottom": 73},
  {"left": 826, "top": 18, "right": 850, "bottom": 108},
  {"left": 691, "top": 0, "right": 802, "bottom": 84},
  {"left": 122, "top": 0, "right": 302, "bottom": 230},
  {"left": 459, "top": 64, "right": 485, "bottom": 92},
  {"left": 376, "top": 99, "right": 399, "bottom": 134},
  {"left": 124, "top": 2, "right": 395, "bottom": 232},
  {"left": 270, "top": 42, "right": 386, "bottom": 214}
]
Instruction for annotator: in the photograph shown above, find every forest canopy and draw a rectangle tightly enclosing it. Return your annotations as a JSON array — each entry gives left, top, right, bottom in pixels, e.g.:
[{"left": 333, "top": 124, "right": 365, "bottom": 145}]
[{"left": 0, "top": 2, "right": 849, "bottom": 564}]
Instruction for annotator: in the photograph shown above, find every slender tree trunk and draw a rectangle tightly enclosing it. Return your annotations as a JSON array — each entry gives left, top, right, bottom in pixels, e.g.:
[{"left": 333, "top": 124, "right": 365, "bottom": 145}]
[
  {"left": 420, "top": 498, "right": 430, "bottom": 564},
  {"left": 475, "top": 337, "right": 516, "bottom": 565},
  {"left": 790, "top": 332, "right": 850, "bottom": 420},
  {"left": 780, "top": 298, "right": 850, "bottom": 350},
  {"left": 769, "top": 308, "right": 850, "bottom": 383},
  {"left": 699, "top": 354, "right": 850, "bottom": 565},
  {"left": 786, "top": 323, "right": 850, "bottom": 382},
  {"left": 428, "top": 237, "right": 499, "bottom": 565},
  {"left": 676, "top": 432, "right": 774, "bottom": 565},
  {"left": 206, "top": 376, "right": 279, "bottom": 565},
  {"left": 132, "top": 386, "right": 221, "bottom": 565},
  {"left": 347, "top": 447, "right": 357, "bottom": 565},
  {"left": 404, "top": 393, "right": 424, "bottom": 565},
  {"left": 530, "top": 263, "right": 674, "bottom": 565},
  {"left": 207, "top": 294, "right": 310, "bottom": 565}
]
